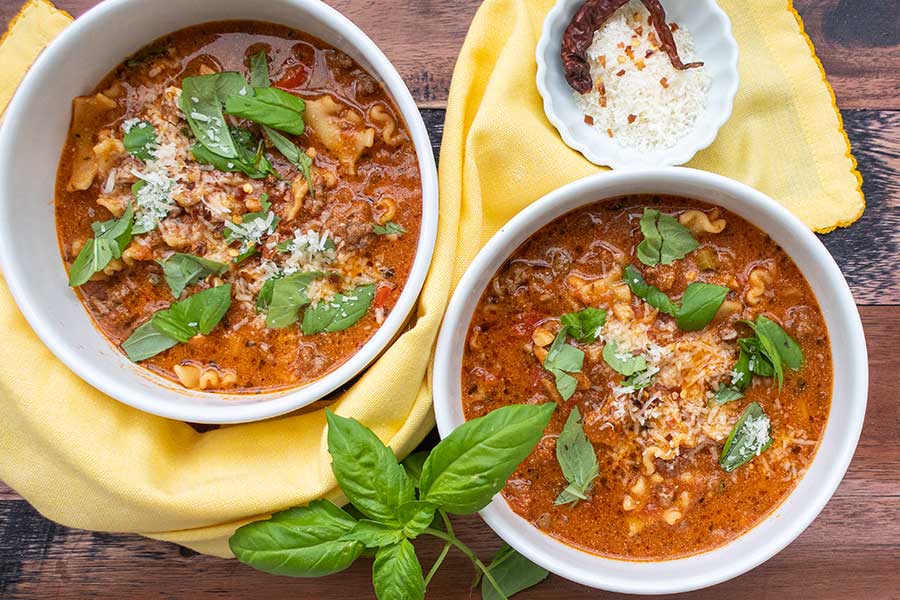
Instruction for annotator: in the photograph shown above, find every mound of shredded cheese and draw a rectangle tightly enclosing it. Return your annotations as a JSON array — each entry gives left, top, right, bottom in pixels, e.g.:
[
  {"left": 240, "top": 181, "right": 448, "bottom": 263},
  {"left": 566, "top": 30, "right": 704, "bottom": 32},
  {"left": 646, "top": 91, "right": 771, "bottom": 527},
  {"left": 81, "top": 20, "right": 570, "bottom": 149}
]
[{"left": 573, "top": 1, "right": 710, "bottom": 152}]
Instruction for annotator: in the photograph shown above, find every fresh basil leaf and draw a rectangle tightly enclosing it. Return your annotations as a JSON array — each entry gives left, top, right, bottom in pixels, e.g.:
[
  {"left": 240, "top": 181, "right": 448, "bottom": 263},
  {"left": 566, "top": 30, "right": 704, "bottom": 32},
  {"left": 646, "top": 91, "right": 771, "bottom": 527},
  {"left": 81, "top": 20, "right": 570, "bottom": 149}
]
[
  {"left": 560, "top": 307, "right": 607, "bottom": 343},
  {"left": 157, "top": 253, "right": 227, "bottom": 298},
  {"left": 396, "top": 501, "right": 436, "bottom": 539},
  {"left": 754, "top": 316, "right": 804, "bottom": 370},
  {"left": 543, "top": 328, "right": 585, "bottom": 401},
  {"left": 741, "top": 320, "right": 785, "bottom": 388},
  {"left": 712, "top": 384, "right": 744, "bottom": 405},
  {"left": 554, "top": 407, "right": 598, "bottom": 506},
  {"left": 602, "top": 340, "right": 647, "bottom": 376},
  {"left": 302, "top": 284, "right": 375, "bottom": 335},
  {"left": 636, "top": 208, "right": 699, "bottom": 267},
  {"left": 372, "top": 539, "right": 425, "bottom": 600},
  {"left": 180, "top": 72, "right": 251, "bottom": 159},
  {"left": 150, "top": 284, "right": 232, "bottom": 343},
  {"left": 341, "top": 520, "right": 404, "bottom": 549},
  {"left": 482, "top": 544, "right": 549, "bottom": 600},
  {"left": 264, "top": 126, "right": 314, "bottom": 194},
  {"left": 419, "top": 403, "right": 556, "bottom": 514},
  {"left": 731, "top": 342, "right": 755, "bottom": 389},
  {"left": 372, "top": 221, "right": 406, "bottom": 236},
  {"left": 125, "top": 46, "right": 166, "bottom": 68},
  {"left": 191, "top": 141, "right": 274, "bottom": 180},
  {"left": 68, "top": 203, "right": 134, "bottom": 287},
  {"left": 250, "top": 50, "right": 270, "bottom": 88},
  {"left": 123, "top": 120, "right": 157, "bottom": 161},
  {"left": 265, "top": 271, "right": 325, "bottom": 329},
  {"left": 121, "top": 321, "right": 178, "bottom": 362},
  {"left": 226, "top": 87, "right": 306, "bottom": 135},
  {"left": 675, "top": 282, "right": 729, "bottom": 331},
  {"left": 256, "top": 276, "right": 279, "bottom": 312},
  {"left": 720, "top": 402, "right": 773, "bottom": 472},
  {"left": 401, "top": 451, "right": 429, "bottom": 488},
  {"left": 325, "top": 410, "right": 415, "bottom": 525},
  {"left": 623, "top": 264, "right": 678, "bottom": 316},
  {"left": 622, "top": 369, "right": 655, "bottom": 390},
  {"left": 229, "top": 499, "right": 364, "bottom": 577}
]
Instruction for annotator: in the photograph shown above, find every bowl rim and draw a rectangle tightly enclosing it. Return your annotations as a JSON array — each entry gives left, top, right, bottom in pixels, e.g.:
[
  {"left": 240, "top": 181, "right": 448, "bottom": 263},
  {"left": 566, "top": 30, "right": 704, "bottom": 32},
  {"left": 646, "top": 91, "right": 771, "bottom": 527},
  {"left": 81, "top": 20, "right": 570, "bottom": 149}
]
[
  {"left": 535, "top": 0, "right": 740, "bottom": 169},
  {"left": 432, "top": 168, "right": 867, "bottom": 593},
  {"left": 0, "top": 0, "right": 438, "bottom": 423}
]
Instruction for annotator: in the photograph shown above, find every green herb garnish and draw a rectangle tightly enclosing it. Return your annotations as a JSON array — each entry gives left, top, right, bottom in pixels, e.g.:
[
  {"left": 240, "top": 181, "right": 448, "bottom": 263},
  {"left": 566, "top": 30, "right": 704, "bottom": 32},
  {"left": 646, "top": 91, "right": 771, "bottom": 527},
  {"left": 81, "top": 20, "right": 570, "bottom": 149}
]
[
  {"left": 249, "top": 50, "right": 270, "bottom": 88},
  {"left": 225, "top": 87, "right": 306, "bottom": 135},
  {"left": 230, "top": 404, "right": 556, "bottom": 600},
  {"left": 560, "top": 307, "right": 607, "bottom": 343},
  {"left": 479, "top": 544, "right": 549, "bottom": 600},
  {"left": 123, "top": 120, "right": 158, "bottom": 161},
  {"left": 372, "top": 221, "right": 406, "bottom": 236},
  {"left": 120, "top": 321, "right": 178, "bottom": 362},
  {"left": 554, "top": 406, "right": 599, "bottom": 505},
  {"left": 157, "top": 253, "right": 228, "bottom": 298},
  {"left": 543, "top": 328, "right": 585, "bottom": 400},
  {"left": 264, "top": 125, "right": 314, "bottom": 193},
  {"left": 675, "top": 282, "right": 729, "bottom": 331},
  {"left": 720, "top": 402, "right": 773, "bottom": 472},
  {"left": 68, "top": 203, "right": 134, "bottom": 287},
  {"left": 622, "top": 265, "right": 678, "bottom": 316},
  {"left": 636, "top": 208, "right": 699, "bottom": 267},
  {"left": 602, "top": 340, "right": 647, "bottom": 376},
  {"left": 301, "top": 284, "right": 375, "bottom": 334},
  {"left": 179, "top": 72, "right": 251, "bottom": 159},
  {"left": 265, "top": 271, "right": 325, "bottom": 329}
]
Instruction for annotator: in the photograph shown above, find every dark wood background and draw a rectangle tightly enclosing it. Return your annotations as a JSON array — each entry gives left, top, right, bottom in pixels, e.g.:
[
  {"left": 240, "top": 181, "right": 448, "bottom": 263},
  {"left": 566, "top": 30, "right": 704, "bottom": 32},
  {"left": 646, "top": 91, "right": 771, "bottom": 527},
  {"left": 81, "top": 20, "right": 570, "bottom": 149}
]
[{"left": 1, "top": 0, "right": 898, "bottom": 598}]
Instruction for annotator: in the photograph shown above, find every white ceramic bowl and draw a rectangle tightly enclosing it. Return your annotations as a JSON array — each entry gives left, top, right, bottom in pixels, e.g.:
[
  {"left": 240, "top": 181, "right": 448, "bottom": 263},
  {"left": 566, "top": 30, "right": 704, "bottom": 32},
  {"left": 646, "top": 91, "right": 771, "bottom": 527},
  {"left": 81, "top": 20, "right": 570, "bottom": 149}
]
[
  {"left": 433, "top": 169, "right": 867, "bottom": 594},
  {"left": 536, "top": 0, "right": 739, "bottom": 169},
  {"left": 0, "top": 0, "right": 438, "bottom": 424}
]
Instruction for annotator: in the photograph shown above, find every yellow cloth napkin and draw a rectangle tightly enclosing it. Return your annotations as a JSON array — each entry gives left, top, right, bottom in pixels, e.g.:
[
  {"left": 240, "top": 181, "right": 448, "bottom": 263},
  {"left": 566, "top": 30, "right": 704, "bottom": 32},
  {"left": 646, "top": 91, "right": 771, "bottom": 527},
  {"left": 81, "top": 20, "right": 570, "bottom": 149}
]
[
  {"left": 0, "top": 0, "right": 863, "bottom": 558},
  {"left": 0, "top": 0, "right": 449, "bottom": 557}
]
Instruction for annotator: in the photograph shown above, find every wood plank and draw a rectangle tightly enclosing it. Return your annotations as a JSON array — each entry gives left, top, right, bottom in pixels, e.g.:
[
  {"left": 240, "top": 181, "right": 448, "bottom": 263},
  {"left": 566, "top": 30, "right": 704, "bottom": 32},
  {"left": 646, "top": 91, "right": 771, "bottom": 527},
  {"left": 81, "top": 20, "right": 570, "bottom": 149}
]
[
  {"left": 1, "top": 306, "right": 897, "bottom": 598},
  {"left": 1, "top": 0, "right": 898, "bottom": 109}
]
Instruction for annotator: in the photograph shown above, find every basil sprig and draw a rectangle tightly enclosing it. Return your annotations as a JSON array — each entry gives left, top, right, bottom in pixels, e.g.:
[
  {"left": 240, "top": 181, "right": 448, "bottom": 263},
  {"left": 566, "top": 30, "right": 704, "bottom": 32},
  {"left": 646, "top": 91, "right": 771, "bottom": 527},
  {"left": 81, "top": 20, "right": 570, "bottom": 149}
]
[
  {"left": 560, "top": 307, "right": 606, "bottom": 343},
  {"left": 602, "top": 340, "right": 647, "bottom": 376},
  {"left": 372, "top": 221, "right": 406, "bottom": 236},
  {"left": 157, "top": 253, "right": 228, "bottom": 298},
  {"left": 623, "top": 265, "right": 729, "bottom": 331},
  {"left": 720, "top": 402, "right": 773, "bottom": 472},
  {"left": 302, "top": 284, "right": 375, "bottom": 335},
  {"left": 230, "top": 404, "right": 556, "bottom": 600},
  {"left": 265, "top": 271, "right": 325, "bottom": 329},
  {"left": 68, "top": 203, "right": 134, "bottom": 287},
  {"left": 636, "top": 208, "right": 699, "bottom": 267},
  {"left": 123, "top": 120, "right": 157, "bottom": 161},
  {"left": 543, "top": 328, "right": 585, "bottom": 401},
  {"left": 121, "top": 284, "right": 232, "bottom": 361},
  {"left": 191, "top": 126, "right": 276, "bottom": 179},
  {"left": 554, "top": 406, "right": 599, "bottom": 505},
  {"left": 249, "top": 50, "right": 270, "bottom": 88},
  {"left": 180, "top": 72, "right": 251, "bottom": 159}
]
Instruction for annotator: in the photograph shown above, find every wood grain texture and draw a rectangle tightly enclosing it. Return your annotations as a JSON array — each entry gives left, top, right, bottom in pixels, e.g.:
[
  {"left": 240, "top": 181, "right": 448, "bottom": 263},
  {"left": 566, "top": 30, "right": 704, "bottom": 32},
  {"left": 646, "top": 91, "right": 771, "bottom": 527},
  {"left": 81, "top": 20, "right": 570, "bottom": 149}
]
[
  {"left": 1, "top": 307, "right": 897, "bottom": 599},
  {"left": 1, "top": 0, "right": 898, "bottom": 109}
]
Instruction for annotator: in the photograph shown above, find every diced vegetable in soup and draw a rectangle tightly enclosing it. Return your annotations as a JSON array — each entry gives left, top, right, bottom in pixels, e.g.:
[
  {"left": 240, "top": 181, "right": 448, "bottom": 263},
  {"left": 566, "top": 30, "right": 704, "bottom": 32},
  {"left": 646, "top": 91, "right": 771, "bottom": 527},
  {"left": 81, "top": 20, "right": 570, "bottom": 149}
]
[
  {"left": 461, "top": 196, "right": 831, "bottom": 560},
  {"left": 55, "top": 21, "right": 421, "bottom": 392}
]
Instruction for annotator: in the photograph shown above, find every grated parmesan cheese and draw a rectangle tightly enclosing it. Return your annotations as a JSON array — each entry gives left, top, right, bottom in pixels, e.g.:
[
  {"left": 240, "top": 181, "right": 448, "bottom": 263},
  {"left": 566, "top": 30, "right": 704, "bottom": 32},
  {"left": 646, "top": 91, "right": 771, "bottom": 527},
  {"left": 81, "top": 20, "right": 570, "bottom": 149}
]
[{"left": 573, "top": 0, "right": 710, "bottom": 151}]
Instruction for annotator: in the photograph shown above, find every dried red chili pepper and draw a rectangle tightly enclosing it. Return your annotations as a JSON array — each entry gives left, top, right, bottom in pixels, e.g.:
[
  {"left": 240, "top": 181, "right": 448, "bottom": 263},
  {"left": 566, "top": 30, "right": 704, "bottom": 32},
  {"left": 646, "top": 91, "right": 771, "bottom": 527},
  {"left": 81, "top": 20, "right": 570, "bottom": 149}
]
[{"left": 561, "top": 0, "right": 704, "bottom": 94}]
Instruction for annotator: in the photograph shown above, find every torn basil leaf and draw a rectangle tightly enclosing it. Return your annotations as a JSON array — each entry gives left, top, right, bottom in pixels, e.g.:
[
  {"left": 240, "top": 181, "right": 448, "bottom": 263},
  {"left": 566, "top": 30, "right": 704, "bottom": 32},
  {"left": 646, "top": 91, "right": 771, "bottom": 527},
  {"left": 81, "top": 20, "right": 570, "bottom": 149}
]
[
  {"left": 123, "top": 120, "right": 158, "bottom": 161},
  {"left": 249, "top": 50, "right": 270, "bottom": 88},
  {"left": 68, "top": 203, "right": 134, "bottom": 287},
  {"left": 623, "top": 264, "right": 678, "bottom": 316},
  {"left": 481, "top": 544, "right": 549, "bottom": 600},
  {"left": 121, "top": 321, "right": 178, "bottom": 362},
  {"left": 712, "top": 384, "right": 744, "bottom": 405},
  {"left": 225, "top": 87, "right": 306, "bottom": 135},
  {"left": 264, "top": 126, "right": 314, "bottom": 194},
  {"left": 265, "top": 271, "right": 325, "bottom": 329},
  {"left": 302, "top": 284, "right": 375, "bottom": 334},
  {"left": 602, "top": 340, "right": 647, "bottom": 376},
  {"left": 149, "top": 284, "right": 232, "bottom": 343},
  {"left": 180, "top": 72, "right": 251, "bottom": 159},
  {"left": 675, "top": 282, "right": 729, "bottom": 331},
  {"left": 753, "top": 316, "right": 804, "bottom": 370},
  {"left": 636, "top": 208, "right": 699, "bottom": 267},
  {"left": 543, "top": 328, "right": 585, "bottom": 401},
  {"left": 372, "top": 221, "right": 406, "bottom": 236},
  {"left": 157, "top": 253, "right": 228, "bottom": 298},
  {"left": 191, "top": 126, "right": 275, "bottom": 179},
  {"left": 560, "top": 307, "right": 607, "bottom": 344},
  {"left": 720, "top": 402, "right": 773, "bottom": 472},
  {"left": 554, "top": 406, "right": 599, "bottom": 505}
]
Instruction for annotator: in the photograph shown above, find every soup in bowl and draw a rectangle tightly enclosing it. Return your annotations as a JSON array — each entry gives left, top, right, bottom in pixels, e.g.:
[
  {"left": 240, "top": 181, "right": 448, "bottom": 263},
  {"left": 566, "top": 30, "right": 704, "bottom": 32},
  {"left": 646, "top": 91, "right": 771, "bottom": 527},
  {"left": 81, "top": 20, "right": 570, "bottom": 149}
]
[
  {"left": 433, "top": 169, "right": 866, "bottom": 593},
  {"left": 0, "top": 0, "right": 437, "bottom": 423}
]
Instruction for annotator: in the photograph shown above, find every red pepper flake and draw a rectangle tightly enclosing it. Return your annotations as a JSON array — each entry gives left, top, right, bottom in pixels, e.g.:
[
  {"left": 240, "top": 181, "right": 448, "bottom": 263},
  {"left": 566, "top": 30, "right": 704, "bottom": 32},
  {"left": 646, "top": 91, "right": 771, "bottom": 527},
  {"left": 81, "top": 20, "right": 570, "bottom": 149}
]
[
  {"left": 599, "top": 96, "right": 608, "bottom": 107},
  {"left": 660, "top": 76, "right": 669, "bottom": 88},
  {"left": 596, "top": 80, "right": 606, "bottom": 95},
  {"left": 635, "top": 25, "right": 644, "bottom": 36},
  {"left": 670, "top": 22, "right": 679, "bottom": 32},
  {"left": 616, "top": 69, "right": 626, "bottom": 77},
  {"left": 584, "top": 115, "right": 594, "bottom": 125},
  {"left": 617, "top": 41, "right": 625, "bottom": 49},
  {"left": 607, "top": 128, "right": 614, "bottom": 138},
  {"left": 598, "top": 55, "right": 606, "bottom": 68},
  {"left": 648, "top": 31, "right": 660, "bottom": 47},
  {"left": 645, "top": 49, "right": 655, "bottom": 58},
  {"left": 625, "top": 46, "right": 635, "bottom": 60},
  {"left": 627, "top": 114, "right": 637, "bottom": 124}
]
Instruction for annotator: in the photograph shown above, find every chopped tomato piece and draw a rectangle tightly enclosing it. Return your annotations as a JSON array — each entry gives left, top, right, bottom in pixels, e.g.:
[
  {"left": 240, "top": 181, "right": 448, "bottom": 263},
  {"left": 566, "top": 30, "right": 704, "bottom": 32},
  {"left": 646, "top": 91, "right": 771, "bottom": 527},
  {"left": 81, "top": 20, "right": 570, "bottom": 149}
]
[
  {"left": 374, "top": 283, "right": 393, "bottom": 309},
  {"left": 274, "top": 66, "right": 309, "bottom": 90}
]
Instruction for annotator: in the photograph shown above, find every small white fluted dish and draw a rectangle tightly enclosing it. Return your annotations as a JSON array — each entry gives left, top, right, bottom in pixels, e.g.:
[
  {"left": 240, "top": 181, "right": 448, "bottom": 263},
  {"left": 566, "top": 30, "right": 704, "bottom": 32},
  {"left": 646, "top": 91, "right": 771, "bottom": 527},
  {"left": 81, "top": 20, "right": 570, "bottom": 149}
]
[
  {"left": 433, "top": 169, "right": 867, "bottom": 594},
  {"left": 0, "top": 0, "right": 438, "bottom": 424},
  {"left": 536, "top": 0, "right": 739, "bottom": 169}
]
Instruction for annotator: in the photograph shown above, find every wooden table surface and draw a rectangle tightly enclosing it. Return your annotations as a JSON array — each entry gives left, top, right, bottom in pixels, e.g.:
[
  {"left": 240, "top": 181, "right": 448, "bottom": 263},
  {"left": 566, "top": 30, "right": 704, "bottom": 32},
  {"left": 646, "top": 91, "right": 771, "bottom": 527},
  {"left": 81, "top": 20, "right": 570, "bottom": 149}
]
[{"left": 1, "top": 1, "right": 898, "bottom": 598}]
